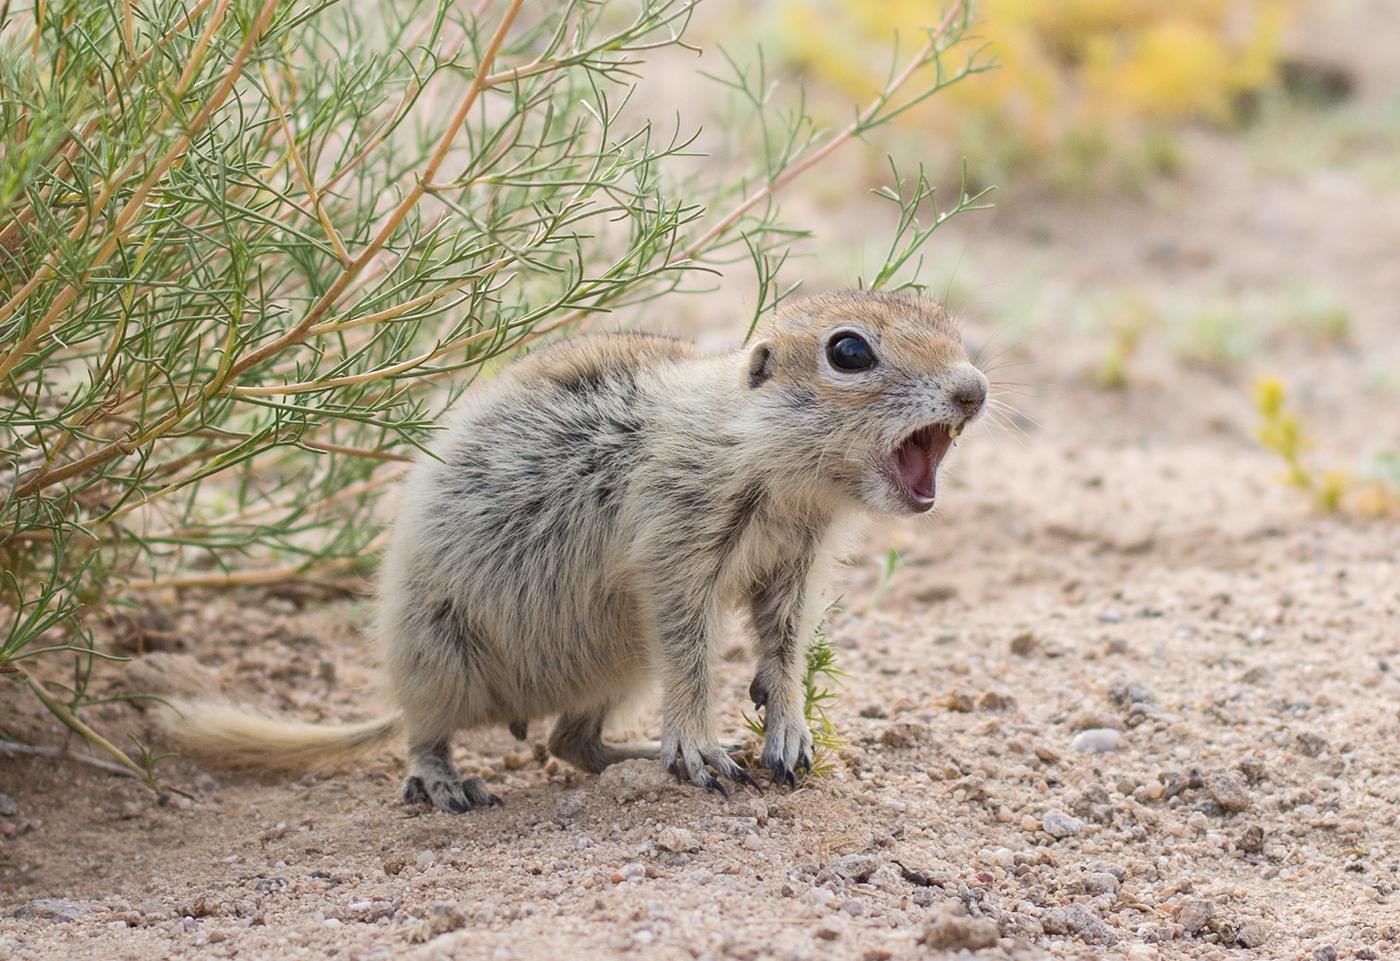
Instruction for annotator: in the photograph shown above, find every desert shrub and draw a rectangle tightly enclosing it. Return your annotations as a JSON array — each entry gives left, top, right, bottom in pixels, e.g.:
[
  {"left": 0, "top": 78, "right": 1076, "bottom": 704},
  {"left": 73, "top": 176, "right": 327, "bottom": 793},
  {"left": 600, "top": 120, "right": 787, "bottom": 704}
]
[
  {"left": 774, "top": 0, "right": 1304, "bottom": 185},
  {"left": 0, "top": 0, "right": 989, "bottom": 779}
]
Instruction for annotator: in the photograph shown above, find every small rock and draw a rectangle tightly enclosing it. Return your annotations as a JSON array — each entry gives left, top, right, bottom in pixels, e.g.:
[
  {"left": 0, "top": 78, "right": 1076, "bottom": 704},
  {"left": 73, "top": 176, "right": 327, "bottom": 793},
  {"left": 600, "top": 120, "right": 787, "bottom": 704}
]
[
  {"left": 742, "top": 832, "right": 763, "bottom": 851},
  {"left": 743, "top": 798, "right": 769, "bottom": 823},
  {"left": 1069, "top": 728, "right": 1121, "bottom": 753},
  {"left": 814, "top": 920, "right": 844, "bottom": 941},
  {"left": 1042, "top": 810, "right": 1083, "bottom": 839},
  {"left": 1295, "top": 732, "right": 1329, "bottom": 757},
  {"left": 879, "top": 722, "right": 928, "bottom": 749},
  {"left": 978, "top": 690, "right": 1015, "bottom": 712},
  {"left": 1177, "top": 899, "right": 1214, "bottom": 935},
  {"left": 1313, "top": 946, "right": 1338, "bottom": 961},
  {"left": 830, "top": 854, "right": 880, "bottom": 882},
  {"left": 1082, "top": 871, "right": 1119, "bottom": 895},
  {"left": 136, "top": 899, "right": 173, "bottom": 919},
  {"left": 1235, "top": 824, "right": 1265, "bottom": 854},
  {"left": 946, "top": 692, "right": 975, "bottom": 713},
  {"left": 597, "top": 759, "right": 673, "bottom": 803},
  {"left": 1041, "top": 905, "right": 1114, "bottom": 945},
  {"left": 1010, "top": 631, "right": 1037, "bottom": 655},
  {"left": 556, "top": 790, "right": 586, "bottom": 820},
  {"left": 382, "top": 855, "right": 407, "bottom": 876},
  {"left": 179, "top": 894, "right": 223, "bottom": 919},
  {"left": 920, "top": 906, "right": 1000, "bottom": 951},
  {"left": 0, "top": 793, "right": 17, "bottom": 818},
  {"left": 1236, "top": 922, "right": 1267, "bottom": 948},
  {"left": 1204, "top": 771, "right": 1251, "bottom": 813},
  {"left": 414, "top": 850, "right": 435, "bottom": 869},
  {"left": 16, "top": 899, "right": 93, "bottom": 922},
  {"left": 501, "top": 749, "right": 532, "bottom": 771},
  {"left": 1033, "top": 744, "right": 1061, "bottom": 764},
  {"left": 1108, "top": 679, "right": 1157, "bottom": 707},
  {"left": 859, "top": 703, "right": 887, "bottom": 719},
  {"left": 655, "top": 827, "right": 699, "bottom": 853}
]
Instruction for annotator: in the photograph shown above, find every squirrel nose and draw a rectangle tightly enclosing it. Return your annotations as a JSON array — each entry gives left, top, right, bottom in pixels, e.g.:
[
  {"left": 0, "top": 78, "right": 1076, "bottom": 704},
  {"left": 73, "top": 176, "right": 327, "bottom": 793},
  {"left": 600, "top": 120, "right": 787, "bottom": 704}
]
[{"left": 951, "top": 377, "right": 987, "bottom": 420}]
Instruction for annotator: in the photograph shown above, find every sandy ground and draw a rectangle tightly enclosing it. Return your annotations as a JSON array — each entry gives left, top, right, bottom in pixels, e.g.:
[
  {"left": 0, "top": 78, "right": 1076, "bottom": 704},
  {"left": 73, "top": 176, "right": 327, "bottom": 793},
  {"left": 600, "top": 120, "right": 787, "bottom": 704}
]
[{"left": 4, "top": 6, "right": 1400, "bottom": 961}]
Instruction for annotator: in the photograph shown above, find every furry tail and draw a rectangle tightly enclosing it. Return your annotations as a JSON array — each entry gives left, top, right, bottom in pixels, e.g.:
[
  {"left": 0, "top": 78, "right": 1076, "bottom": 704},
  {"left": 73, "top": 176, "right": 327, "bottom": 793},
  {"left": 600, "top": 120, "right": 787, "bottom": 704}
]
[{"left": 159, "top": 700, "right": 401, "bottom": 771}]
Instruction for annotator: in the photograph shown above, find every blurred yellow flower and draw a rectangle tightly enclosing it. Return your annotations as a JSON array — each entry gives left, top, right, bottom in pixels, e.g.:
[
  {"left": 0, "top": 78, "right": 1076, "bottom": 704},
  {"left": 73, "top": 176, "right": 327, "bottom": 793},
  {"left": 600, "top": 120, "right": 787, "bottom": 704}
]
[{"left": 776, "top": 0, "right": 1302, "bottom": 173}]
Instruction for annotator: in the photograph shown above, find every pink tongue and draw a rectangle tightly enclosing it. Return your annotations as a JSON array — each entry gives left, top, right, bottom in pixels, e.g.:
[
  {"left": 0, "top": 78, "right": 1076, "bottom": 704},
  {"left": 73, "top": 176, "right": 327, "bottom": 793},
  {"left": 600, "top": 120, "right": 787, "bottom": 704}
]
[{"left": 896, "top": 430, "right": 952, "bottom": 500}]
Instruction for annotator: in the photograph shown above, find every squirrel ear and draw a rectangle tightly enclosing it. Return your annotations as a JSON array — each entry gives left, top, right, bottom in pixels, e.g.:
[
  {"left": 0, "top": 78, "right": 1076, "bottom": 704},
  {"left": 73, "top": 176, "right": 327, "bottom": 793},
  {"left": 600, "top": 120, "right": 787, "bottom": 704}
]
[{"left": 746, "top": 341, "right": 774, "bottom": 388}]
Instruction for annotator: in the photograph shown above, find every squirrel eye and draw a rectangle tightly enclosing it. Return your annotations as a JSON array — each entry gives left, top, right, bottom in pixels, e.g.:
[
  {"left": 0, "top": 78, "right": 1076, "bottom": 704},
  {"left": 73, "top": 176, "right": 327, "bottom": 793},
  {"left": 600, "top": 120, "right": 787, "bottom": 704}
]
[{"left": 826, "top": 333, "right": 877, "bottom": 372}]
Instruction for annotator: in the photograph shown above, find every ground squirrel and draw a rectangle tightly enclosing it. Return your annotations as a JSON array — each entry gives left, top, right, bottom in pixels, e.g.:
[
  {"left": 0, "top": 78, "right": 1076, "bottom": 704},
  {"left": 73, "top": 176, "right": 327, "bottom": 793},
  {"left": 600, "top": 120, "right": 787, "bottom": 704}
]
[{"left": 165, "top": 290, "right": 988, "bottom": 811}]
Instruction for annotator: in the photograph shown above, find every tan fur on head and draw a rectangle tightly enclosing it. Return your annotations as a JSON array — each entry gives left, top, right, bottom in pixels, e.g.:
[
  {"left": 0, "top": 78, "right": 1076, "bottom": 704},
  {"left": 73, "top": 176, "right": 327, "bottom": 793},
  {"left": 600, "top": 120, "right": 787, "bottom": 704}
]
[{"left": 159, "top": 700, "right": 399, "bottom": 771}]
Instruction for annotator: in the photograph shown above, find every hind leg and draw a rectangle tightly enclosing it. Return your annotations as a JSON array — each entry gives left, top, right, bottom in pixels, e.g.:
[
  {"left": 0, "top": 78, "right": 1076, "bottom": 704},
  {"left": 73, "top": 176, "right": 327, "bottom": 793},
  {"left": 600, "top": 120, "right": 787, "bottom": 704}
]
[
  {"left": 547, "top": 706, "right": 666, "bottom": 774},
  {"left": 401, "top": 739, "right": 502, "bottom": 813}
]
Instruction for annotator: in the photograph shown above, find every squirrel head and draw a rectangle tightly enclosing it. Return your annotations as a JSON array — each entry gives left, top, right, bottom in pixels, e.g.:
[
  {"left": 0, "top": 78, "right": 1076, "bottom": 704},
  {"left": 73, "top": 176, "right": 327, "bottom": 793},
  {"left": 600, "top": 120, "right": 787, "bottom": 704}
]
[{"left": 742, "top": 290, "right": 988, "bottom": 515}]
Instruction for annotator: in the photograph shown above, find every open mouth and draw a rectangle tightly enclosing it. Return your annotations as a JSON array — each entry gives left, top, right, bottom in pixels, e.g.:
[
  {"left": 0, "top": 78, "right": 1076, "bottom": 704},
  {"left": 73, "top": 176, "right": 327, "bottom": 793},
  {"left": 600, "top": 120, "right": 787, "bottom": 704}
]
[{"left": 889, "top": 422, "right": 958, "bottom": 510}]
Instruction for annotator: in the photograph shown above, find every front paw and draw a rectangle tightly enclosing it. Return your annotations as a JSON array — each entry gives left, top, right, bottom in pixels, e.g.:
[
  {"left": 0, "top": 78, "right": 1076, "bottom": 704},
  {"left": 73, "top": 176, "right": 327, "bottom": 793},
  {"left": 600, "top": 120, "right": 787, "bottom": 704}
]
[
  {"left": 660, "top": 735, "right": 760, "bottom": 797},
  {"left": 759, "top": 709, "right": 813, "bottom": 788}
]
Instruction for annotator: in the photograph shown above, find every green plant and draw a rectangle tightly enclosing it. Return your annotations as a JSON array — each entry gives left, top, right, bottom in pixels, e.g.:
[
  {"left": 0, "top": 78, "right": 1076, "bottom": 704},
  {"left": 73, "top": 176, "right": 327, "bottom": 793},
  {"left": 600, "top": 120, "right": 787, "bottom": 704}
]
[
  {"left": 745, "top": 600, "right": 849, "bottom": 778},
  {"left": 1, "top": 0, "right": 988, "bottom": 781},
  {"left": 1252, "top": 377, "right": 1397, "bottom": 517},
  {"left": 1172, "top": 301, "right": 1257, "bottom": 368},
  {"left": 1091, "top": 291, "right": 1156, "bottom": 389},
  {"left": 1252, "top": 376, "right": 1347, "bottom": 512}
]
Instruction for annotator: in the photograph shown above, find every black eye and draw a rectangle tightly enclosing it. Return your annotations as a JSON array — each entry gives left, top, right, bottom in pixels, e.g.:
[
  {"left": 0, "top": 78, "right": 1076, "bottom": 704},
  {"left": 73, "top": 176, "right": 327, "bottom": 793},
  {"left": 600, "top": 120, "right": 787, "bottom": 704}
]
[{"left": 826, "top": 333, "right": 877, "bottom": 372}]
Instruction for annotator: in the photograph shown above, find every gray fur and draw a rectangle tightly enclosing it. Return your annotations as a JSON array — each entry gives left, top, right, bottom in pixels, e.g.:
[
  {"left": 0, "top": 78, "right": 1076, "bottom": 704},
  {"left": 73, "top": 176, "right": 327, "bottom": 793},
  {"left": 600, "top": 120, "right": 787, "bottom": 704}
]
[{"left": 377, "top": 291, "right": 987, "bottom": 809}]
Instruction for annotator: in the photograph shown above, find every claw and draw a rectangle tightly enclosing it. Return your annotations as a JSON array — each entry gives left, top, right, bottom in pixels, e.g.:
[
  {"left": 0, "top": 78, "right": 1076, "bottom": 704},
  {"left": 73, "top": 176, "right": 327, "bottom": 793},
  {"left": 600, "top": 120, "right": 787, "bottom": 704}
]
[
  {"left": 734, "top": 767, "right": 763, "bottom": 792},
  {"left": 703, "top": 775, "right": 729, "bottom": 799},
  {"left": 402, "top": 775, "right": 429, "bottom": 806},
  {"left": 749, "top": 675, "right": 770, "bottom": 710},
  {"left": 666, "top": 759, "right": 684, "bottom": 784}
]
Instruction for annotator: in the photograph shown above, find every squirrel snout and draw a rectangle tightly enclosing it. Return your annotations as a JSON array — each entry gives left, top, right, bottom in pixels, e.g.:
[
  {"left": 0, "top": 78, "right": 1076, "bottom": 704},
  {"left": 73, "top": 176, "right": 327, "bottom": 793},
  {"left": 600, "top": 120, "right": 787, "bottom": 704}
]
[{"left": 950, "top": 368, "right": 988, "bottom": 421}]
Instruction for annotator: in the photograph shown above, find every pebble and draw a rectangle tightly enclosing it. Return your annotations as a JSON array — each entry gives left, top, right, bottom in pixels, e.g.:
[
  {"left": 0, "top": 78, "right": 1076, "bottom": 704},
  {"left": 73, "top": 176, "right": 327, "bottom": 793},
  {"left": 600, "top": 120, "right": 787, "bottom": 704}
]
[
  {"left": 1041, "top": 905, "right": 1114, "bottom": 945},
  {"left": 1237, "top": 921, "right": 1268, "bottom": 948},
  {"left": 920, "top": 906, "right": 1000, "bottom": 950},
  {"left": 1204, "top": 770, "right": 1251, "bottom": 813},
  {"left": 978, "top": 690, "right": 1015, "bottom": 711},
  {"left": 556, "top": 790, "right": 586, "bottom": 820},
  {"left": 1070, "top": 728, "right": 1121, "bottom": 753},
  {"left": 655, "top": 827, "right": 699, "bottom": 852},
  {"left": 415, "top": 850, "right": 435, "bottom": 869},
  {"left": 1235, "top": 824, "right": 1265, "bottom": 854},
  {"left": 1009, "top": 631, "right": 1037, "bottom": 655},
  {"left": 1108, "top": 679, "right": 1157, "bottom": 706},
  {"left": 830, "top": 853, "right": 880, "bottom": 882},
  {"left": 1082, "top": 871, "right": 1120, "bottom": 895},
  {"left": 1177, "top": 898, "right": 1214, "bottom": 935},
  {"left": 0, "top": 793, "right": 17, "bottom": 818},
  {"left": 16, "top": 899, "right": 92, "bottom": 922},
  {"left": 743, "top": 833, "right": 764, "bottom": 851},
  {"left": 1042, "top": 810, "right": 1083, "bottom": 839},
  {"left": 596, "top": 759, "right": 673, "bottom": 803}
]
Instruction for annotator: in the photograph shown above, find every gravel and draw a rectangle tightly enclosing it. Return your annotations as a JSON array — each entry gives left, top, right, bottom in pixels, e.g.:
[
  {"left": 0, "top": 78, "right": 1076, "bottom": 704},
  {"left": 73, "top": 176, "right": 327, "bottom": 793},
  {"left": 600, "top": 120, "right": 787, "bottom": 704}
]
[
  {"left": 1068, "top": 728, "right": 1121, "bottom": 753},
  {"left": 1042, "top": 810, "right": 1083, "bottom": 839}
]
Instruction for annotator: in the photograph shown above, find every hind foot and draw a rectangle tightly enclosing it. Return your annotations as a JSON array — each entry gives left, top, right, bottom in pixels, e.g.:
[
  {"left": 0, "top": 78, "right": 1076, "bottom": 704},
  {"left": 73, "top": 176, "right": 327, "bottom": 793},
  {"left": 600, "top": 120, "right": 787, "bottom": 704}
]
[
  {"left": 402, "top": 774, "right": 501, "bottom": 813},
  {"left": 402, "top": 740, "right": 502, "bottom": 813}
]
